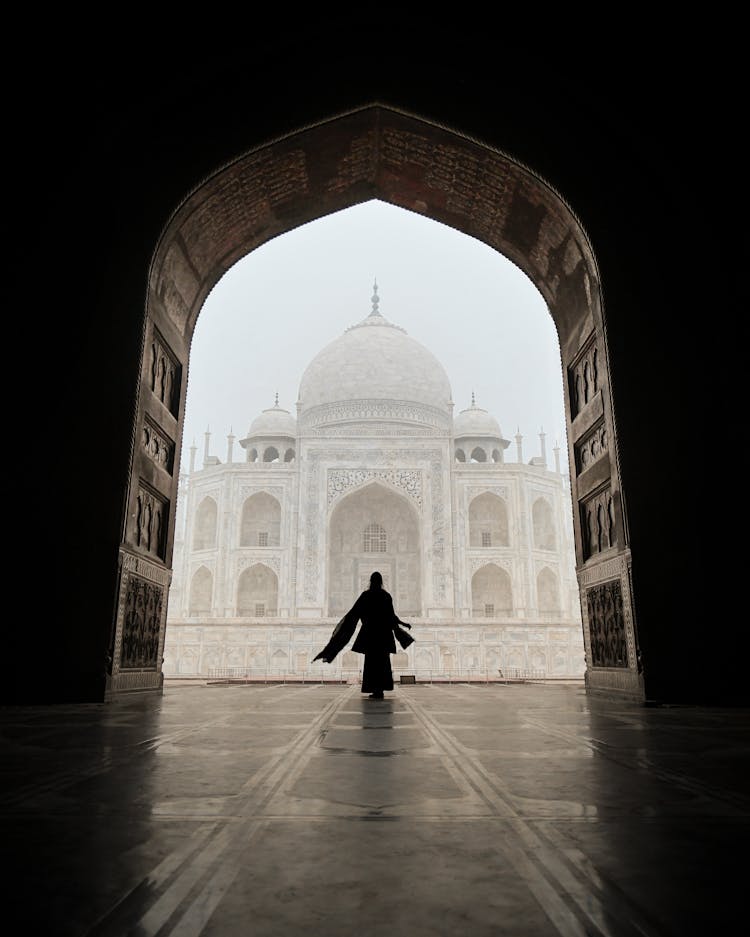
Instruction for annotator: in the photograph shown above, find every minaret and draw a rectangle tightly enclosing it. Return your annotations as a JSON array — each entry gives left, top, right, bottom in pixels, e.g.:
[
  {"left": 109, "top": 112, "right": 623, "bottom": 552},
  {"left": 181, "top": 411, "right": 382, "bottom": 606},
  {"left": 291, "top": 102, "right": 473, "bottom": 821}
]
[
  {"left": 226, "top": 427, "right": 235, "bottom": 463},
  {"left": 189, "top": 439, "right": 197, "bottom": 474},
  {"left": 539, "top": 427, "right": 547, "bottom": 467},
  {"left": 553, "top": 439, "right": 561, "bottom": 473},
  {"left": 515, "top": 427, "right": 523, "bottom": 463},
  {"left": 203, "top": 426, "right": 211, "bottom": 467}
]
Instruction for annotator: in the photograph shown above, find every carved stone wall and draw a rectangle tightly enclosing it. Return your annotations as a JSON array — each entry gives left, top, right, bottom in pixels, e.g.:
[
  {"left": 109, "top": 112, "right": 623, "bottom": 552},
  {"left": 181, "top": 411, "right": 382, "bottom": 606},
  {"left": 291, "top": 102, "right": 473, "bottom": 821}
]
[
  {"left": 150, "top": 328, "right": 181, "bottom": 417},
  {"left": 585, "top": 579, "right": 628, "bottom": 668},
  {"left": 136, "top": 482, "right": 168, "bottom": 560},
  {"left": 568, "top": 338, "right": 600, "bottom": 419},
  {"left": 163, "top": 620, "right": 585, "bottom": 678},
  {"left": 575, "top": 419, "right": 608, "bottom": 474},
  {"left": 111, "top": 552, "right": 171, "bottom": 687},
  {"left": 120, "top": 576, "right": 164, "bottom": 669},
  {"left": 142, "top": 416, "right": 175, "bottom": 474},
  {"left": 580, "top": 485, "right": 616, "bottom": 560}
]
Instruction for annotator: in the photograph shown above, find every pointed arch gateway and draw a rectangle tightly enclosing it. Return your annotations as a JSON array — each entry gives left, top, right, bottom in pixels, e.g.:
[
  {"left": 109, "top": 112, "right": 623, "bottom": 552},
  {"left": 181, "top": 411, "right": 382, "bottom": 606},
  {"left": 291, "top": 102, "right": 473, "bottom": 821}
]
[
  {"left": 327, "top": 481, "right": 422, "bottom": 618},
  {"left": 113, "top": 105, "right": 639, "bottom": 700}
]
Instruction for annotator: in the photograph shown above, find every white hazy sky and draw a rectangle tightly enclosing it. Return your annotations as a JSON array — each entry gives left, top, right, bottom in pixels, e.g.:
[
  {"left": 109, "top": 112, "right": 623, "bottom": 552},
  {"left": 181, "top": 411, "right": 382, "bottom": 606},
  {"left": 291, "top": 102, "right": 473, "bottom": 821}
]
[{"left": 182, "top": 200, "right": 568, "bottom": 472}]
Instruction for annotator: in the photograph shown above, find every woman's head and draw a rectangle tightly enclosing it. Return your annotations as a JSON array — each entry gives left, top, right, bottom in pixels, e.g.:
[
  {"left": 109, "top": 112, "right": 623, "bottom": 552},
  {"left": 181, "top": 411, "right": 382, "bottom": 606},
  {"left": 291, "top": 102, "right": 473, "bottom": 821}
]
[{"left": 369, "top": 571, "right": 383, "bottom": 589}]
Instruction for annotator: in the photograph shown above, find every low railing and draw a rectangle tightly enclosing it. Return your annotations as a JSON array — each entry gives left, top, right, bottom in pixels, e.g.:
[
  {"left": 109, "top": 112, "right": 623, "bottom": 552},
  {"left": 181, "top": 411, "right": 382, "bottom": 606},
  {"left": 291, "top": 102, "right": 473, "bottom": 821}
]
[{"left": 194, "top": 667, "right": 575, "bottom": 685}]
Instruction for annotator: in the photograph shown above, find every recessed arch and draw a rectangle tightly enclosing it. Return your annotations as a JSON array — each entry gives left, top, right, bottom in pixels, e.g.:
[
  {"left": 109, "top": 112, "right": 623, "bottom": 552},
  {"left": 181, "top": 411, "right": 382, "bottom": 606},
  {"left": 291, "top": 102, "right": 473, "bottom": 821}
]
[
  {"left": 468, "top": 492, "right": 509, "bottom": 547},
  {"left": 192, "top": 496, "right": 217, "bottom": 550},
  {"left": 240, "top": 492, "right": 281, "bottom": 547},
  {"left": 237, "top": 563, "right": 278, "bottom": 617},
  {"left": 188, "top": 566, "right": 213, "bottom": 616},
  {"left": 327, "top": 481, "right": 421, "bottom": 618},
  {"left": 532, "top": 497, "right": 557, "bottom": 551},
  {"left": 471, "top": 563, "right": 513, "bottom": 618},
  {"left": 537, "top": 566, "right": 560, "bottom": 613},
  {"left": 112, "top": 104, "right": 639, "bottom": 700}
]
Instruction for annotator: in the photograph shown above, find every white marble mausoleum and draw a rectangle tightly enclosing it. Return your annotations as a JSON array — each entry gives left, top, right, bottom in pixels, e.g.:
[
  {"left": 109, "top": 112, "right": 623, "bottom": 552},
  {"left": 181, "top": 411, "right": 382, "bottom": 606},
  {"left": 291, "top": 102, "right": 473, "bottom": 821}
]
[{"left": 164, "top": 285, "right": 585, "bottom": 680}]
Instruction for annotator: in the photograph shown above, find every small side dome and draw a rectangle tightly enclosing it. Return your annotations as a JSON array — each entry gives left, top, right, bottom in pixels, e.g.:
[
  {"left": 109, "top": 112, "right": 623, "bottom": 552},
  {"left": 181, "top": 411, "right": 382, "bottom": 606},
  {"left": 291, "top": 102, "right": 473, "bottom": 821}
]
[
  {"left": 244, "top": 395, "right": 297, "bottom": 439},
  {"left": 454, "top": 394, "right": 503, "bottom": 439}
]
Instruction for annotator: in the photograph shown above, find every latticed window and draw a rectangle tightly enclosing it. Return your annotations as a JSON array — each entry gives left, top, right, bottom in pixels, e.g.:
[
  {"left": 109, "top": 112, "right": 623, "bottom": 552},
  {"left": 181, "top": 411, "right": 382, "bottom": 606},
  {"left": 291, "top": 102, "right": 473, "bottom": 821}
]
[
  {"left": 482, "top": 531, "right": 491, "bottom": 547},
  {"left": 255, "top": 603, "right": 265, "bottom": 617},
  {"left": 363, "top": 523, "right": 387, "bottom": 552},
  {"left": 258, "top": 531, "right": 268, "bottom": 546},
  {"left": 485, "top": 603, "right": 494, "bottom": 617},
  {"left": 360, "top": 574, "right": 390, "bottom": 592}
]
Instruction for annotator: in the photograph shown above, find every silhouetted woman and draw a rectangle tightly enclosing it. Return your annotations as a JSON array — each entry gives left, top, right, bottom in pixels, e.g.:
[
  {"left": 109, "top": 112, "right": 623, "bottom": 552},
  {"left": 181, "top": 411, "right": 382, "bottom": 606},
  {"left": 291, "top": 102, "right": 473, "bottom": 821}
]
[{"left": 313, "top": 571, "right": 414, "bottom": 699}]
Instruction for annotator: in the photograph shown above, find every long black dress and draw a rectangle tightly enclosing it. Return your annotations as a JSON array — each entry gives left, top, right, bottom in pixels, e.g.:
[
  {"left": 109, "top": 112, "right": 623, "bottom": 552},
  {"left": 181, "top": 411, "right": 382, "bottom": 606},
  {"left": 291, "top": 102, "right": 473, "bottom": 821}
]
[{"left": 313, "top": 586, "right": 413, "bottom": 693}]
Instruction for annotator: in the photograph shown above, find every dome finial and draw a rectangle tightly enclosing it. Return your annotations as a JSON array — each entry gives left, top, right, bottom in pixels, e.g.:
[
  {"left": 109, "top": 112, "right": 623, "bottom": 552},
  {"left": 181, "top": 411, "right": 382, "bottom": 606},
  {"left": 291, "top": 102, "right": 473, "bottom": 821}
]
[
  {"left": 471, "top": 390, "right": 476, "bottom": 407},
  {"left": 370, "top": 279, "right": 380, "bottom": 317},
  {"left": 274, "top": 391, "right": 279, "bottom": 407}
]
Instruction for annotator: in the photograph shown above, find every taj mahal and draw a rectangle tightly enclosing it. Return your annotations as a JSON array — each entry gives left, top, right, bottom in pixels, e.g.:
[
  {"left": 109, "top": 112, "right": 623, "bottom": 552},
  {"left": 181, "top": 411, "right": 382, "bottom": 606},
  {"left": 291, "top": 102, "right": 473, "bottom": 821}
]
[{"left": 164, "top": 284, "right": 585, "bottom": 680}]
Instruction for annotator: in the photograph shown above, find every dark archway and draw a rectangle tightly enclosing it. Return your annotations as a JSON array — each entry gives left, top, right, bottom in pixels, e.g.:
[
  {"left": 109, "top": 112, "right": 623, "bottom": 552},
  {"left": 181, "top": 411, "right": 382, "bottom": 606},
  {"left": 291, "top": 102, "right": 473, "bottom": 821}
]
[
  {"left": 23, "top": 50, "right": 738, "bottom": 705},
  {"left": 112, "top": 105, "right": 637, "bottom": 700}
]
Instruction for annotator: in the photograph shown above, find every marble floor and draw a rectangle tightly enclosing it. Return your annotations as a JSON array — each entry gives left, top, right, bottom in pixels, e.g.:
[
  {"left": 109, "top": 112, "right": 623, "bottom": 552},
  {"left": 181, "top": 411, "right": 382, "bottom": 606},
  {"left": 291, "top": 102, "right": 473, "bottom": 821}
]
[{"left": 2, "top": 681, "right": 748, "bottom": 936}]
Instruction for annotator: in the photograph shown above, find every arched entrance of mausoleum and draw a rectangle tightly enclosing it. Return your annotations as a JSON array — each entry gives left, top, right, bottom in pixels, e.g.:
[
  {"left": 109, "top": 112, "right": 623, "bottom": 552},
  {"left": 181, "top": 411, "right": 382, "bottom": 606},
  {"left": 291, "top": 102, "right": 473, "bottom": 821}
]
[{"left": 111, "top": 105, "right": 639, "bottom": 701}]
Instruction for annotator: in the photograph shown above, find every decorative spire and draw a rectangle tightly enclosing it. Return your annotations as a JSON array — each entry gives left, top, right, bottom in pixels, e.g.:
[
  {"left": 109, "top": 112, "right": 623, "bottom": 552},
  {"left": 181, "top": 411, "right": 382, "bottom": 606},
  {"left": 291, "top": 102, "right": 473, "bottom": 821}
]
[
  {"left": 274, "top": 391, "right": 279, "bottom": 407},
  {"left": 370, "top": 279, "right": 380, "bottom": 317},
  {"left": 471, "top": 390, "right": 476, "bottom": 407}
]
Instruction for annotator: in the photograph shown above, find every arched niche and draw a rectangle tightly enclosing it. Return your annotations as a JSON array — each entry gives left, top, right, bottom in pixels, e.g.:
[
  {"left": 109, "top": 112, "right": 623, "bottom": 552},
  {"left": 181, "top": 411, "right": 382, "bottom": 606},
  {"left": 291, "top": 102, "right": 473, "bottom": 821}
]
[
  {"left": 537, "top": 567, "right": 560, "bottom": 613},
  {"left": 114, "top": 104, "right": 639, "bottom": 701},
  {"left": 468, "top": 492, "right": 509, "bottom": 547},
  {"left": 327, "top": 482, "right": 421, "bottom": 618},
  {"left": 532, "top": 497, "right": 557, "bottom": 550},
  {"left": 188, "top": 566, "right": 213, "bottom": 616},
  {"left": 471, "top": 563, "right": 513, "bottom": 618},
  {"left": 240, "top": 492, "right": 281, "bottom": 547},
  {"left": 192, "top": 496, "right": 217, "bottom": 550},
  {"left": 237, "top": 563, "right": 278, "bottom": 617}
]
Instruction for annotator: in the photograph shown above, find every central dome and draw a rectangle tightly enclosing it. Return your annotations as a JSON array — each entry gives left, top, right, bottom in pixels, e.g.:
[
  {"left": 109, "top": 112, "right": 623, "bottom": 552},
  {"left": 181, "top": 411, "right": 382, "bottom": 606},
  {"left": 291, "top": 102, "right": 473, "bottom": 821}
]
[{"left": 297, "top": 284, "right": 452, "bottom": 431}]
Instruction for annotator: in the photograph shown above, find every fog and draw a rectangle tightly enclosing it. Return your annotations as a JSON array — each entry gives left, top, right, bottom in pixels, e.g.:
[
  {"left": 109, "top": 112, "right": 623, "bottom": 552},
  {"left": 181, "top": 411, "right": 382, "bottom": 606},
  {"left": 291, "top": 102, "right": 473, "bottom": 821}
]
[{"left": 182, "top": 200, "right": 568, "bottom": 472}]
